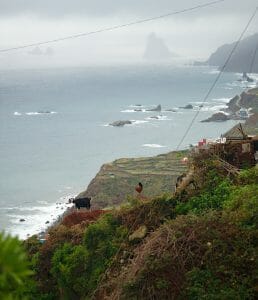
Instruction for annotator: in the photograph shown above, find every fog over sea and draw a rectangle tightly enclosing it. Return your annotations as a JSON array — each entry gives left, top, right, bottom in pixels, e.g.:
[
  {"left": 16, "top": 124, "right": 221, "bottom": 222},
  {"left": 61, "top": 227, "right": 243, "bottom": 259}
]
[{"left": 0, "top": 64, "right": 254, "bottom": 239}]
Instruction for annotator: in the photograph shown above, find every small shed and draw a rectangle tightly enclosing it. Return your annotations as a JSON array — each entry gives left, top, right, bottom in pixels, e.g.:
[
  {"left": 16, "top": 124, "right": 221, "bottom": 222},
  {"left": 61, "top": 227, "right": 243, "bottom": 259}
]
[{"left": 210, "top": 136, "right": 258, "bottom": 169}]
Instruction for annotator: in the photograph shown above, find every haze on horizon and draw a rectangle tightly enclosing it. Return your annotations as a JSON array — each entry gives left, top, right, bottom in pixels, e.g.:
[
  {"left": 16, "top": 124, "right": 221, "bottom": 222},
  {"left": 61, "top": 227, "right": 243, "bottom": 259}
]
[{"left": 0, "top": 0, "right": 258, "bottom": 69}]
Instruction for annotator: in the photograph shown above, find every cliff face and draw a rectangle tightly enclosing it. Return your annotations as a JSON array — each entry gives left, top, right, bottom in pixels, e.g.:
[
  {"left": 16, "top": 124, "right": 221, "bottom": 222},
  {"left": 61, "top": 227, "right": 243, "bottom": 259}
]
[
  {"left": 223, "top": 88, "right": 258, "bottom": 136},
  {"left": 196, "top": 33, "right": 258, "bottom": 72},
  {"left": 201, "top": 87, "right": 258, "bottom": 135},
  {"left": 77, "top": 151, "right": 188, "bottom": 208}
]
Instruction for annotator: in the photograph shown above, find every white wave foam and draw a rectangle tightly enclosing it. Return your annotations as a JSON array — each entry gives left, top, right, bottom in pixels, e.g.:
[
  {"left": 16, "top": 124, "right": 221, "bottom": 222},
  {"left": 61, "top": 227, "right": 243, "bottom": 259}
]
[
  {"left": 26, "top": 111, "right": 57, "bottom": 116},
  {"left": 212, "top": 98, "right": 231, "bottom": 103},
  {"left": 198, "top": 104, "right": 228, "bottom": 112},
  {"left": 13, "top": 111, "right": 22, "bottom": 116},
  {"left": 142, "top": 144, "right": 166, "bottom": 148},
  {"left": 121, "top": 109, "right": 148, "bottom": 113},
  {"left": 131, "top": 120, "right": 149, "bottom": 125},
  {"left": 7, "top": 194, "right": 75, "bottom": 240},
  {"left": 146, "top": 115, "right": 171, "bottom": 121}
]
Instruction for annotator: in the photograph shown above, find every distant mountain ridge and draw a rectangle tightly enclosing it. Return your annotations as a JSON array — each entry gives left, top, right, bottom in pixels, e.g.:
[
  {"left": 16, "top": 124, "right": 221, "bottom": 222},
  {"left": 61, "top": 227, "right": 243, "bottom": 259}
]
[{"left": 195, "top": 33, "right": 258, "bottom": 73}]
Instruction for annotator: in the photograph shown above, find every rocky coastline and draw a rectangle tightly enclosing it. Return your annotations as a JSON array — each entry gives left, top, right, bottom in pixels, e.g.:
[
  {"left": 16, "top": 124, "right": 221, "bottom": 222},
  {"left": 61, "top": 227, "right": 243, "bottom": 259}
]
[
  {"left": 201, "top": 87, "right": 258, "bottom": 130},
  {"left": 32, "top": 88, "right": 258, "bottom": 239}
]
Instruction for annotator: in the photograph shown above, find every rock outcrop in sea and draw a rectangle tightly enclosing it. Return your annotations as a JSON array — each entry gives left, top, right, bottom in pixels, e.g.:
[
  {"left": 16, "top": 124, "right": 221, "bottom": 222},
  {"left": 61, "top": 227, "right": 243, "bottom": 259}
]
[
  {"left": 201, "top": 112, "right": 230, "bottom": 122},
  {"left": 180, "top": 104, "right": 193, "bottom": 109},
  {"left": 109, "top": 120, "right": 132, "bottom": 127},
  {"left": 146, "top": 104, "right": 162, "bottom": 112}
]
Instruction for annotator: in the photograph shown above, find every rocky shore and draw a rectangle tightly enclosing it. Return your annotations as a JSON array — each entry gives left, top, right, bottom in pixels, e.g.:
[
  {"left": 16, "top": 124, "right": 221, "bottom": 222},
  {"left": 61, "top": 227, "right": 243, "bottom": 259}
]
[{"left": 201, "top": 87, "right": 258, "bottom": 131}]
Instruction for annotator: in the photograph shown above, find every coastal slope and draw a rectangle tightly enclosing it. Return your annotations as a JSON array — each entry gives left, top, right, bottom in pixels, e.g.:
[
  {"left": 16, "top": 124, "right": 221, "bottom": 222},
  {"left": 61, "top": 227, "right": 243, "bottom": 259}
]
[
  {"left": 77, "top": 151, "right": 188, "bottom": 208},
  {"left": 195, "top": 33, "right": 258, "bottom": 73}
]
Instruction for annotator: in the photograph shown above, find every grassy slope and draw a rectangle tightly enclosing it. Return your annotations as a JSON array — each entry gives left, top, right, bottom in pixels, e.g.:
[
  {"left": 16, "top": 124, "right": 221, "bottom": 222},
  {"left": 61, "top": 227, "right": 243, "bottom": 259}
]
[
  {"left": 77, "top": 151, "right": 188, "bottom": 208},
  {"left": 23, "top": 158, "right": 258, "bottom": 300}
]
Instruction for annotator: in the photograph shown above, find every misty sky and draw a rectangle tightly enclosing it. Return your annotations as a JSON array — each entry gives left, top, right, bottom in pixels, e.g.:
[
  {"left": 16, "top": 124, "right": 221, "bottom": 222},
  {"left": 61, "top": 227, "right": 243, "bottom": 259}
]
[{"left": 1, "top": 0, "right": 258, "bottom": 68}]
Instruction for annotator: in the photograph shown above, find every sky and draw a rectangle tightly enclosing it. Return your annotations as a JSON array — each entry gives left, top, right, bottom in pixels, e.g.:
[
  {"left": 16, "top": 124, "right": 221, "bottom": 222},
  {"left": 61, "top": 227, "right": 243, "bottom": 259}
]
[{"left": 0, "top": 0, "right": 258, "bottom": 68}]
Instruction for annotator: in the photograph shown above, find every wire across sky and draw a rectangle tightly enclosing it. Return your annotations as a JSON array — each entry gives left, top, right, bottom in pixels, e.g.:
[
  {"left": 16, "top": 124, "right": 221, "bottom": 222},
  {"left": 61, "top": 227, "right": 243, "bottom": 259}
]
[
  {"left": 0, "top": 0, "right": 225, "bottom": 53},
  {"left": 176, "top": 6, "right": 258, "bottom": 150}
]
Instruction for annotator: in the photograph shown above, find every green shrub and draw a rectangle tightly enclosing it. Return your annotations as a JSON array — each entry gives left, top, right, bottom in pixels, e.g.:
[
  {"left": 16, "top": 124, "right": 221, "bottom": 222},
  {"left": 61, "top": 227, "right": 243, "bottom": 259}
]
[
  {"left": 176, "top": 177, "right": 232, "bottom": 214},
  {"left": 50, "top": 214, "right": 127, "bottom": 298},
  {"left": 183, "top": 268, "right": 254, "bottom": 300},
  {"left": 0, "top": 232, "right": 33, "bottom": 300},
  {"left": 223, "top": 184, "right": 258, "bottom": 228},
  {"left": 51, "top": 243, "right": 88, "bottom": 298},
  {"left": 238, "top": 167, "right": 258, "bottom": 185}
]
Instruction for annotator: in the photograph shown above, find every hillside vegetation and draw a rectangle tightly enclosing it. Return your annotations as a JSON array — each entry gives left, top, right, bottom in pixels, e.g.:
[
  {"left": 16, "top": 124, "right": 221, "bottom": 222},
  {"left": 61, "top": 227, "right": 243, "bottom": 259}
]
[{"left": 21, "top": 154, "right": 258, "bottom": 300}]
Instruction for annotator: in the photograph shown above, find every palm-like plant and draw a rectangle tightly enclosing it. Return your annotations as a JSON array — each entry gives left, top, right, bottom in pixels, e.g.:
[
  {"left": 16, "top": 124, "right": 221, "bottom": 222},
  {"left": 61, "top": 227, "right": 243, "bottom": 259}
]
[{"left": 0, "top": 232, "right": 33, "bottom": 299}]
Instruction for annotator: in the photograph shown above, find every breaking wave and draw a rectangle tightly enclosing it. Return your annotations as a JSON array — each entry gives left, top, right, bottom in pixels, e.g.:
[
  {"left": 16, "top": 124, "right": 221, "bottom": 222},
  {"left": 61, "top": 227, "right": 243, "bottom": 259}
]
[
  {"left": 142, "top": 144, "right": 166, "bottom": 148},
  {"left": 26, "top": 111, "right": 57, "bottom": 116}
]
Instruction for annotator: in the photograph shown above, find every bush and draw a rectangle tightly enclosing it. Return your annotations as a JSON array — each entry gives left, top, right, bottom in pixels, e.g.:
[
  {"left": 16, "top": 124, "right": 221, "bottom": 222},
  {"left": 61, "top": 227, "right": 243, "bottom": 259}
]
[
  {"left": 223, "top": 184, "right": 258, "bottom": 228},
  {"left": 183, "top": 268, "right": 254, "bottom": 300},
  {"left": 176, "top": 177, "right": 232, "bottom": 214},
  {"left": 238, "top": 167, "right": 258, "bottom": 185},
  {"left": 50, "top": 214, "right": 127, "bottom": 298},
  {"left": 0, "top": 232, "right": 33, "bottom": 299},
  {"left": 117, "top": 213, "right": 257, "bottom": 300}
]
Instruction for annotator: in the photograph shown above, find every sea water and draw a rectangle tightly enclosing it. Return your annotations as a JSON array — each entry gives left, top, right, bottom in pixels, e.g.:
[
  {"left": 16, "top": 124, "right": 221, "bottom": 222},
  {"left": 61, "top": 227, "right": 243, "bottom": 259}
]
[{"left": 0, "top": 64, "right": 255, "bottom": 238}]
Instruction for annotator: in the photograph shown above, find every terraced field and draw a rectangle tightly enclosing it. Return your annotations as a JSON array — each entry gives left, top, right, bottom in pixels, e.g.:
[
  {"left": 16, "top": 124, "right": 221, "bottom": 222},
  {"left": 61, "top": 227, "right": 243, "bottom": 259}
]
[{"left": 77, "top": 151, "right": 188, "bottom": 208}]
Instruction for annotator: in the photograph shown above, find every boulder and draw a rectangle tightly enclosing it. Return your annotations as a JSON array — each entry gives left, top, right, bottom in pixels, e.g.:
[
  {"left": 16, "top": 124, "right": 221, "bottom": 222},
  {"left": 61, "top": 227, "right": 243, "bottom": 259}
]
[
  {"left": 180, "top": 104, "right": 193, "bottom": 109},
  {"left": 165, "top": 109, "right": 177, "bottom": 112},
  {"left": 109, "top": 120, "right": 132, "bottom": 127},
  {"left": 201, "top": 112, "right": 230, "bottom": 122},
  {"left": 129, "top": 225, "right": 147, "bottom": 242},
  {"left": 147, "top": 104, "right": 161, "bottom": 112},
  {"left": 19, "top": 219, "right": 25, "bottom": 222}
]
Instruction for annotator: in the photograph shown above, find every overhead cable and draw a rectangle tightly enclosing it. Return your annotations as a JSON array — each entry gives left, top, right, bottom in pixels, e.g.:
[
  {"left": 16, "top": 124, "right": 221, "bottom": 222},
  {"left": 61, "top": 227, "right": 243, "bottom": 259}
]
[
  {"left": 249, "top": 37, "right": 258, "bottom": 73},
  {"left": 176, "top": 6, "right": 258, "bottom": 151},
  {"left": 0, "top": 0, "right": 225, "bottom": 53}
]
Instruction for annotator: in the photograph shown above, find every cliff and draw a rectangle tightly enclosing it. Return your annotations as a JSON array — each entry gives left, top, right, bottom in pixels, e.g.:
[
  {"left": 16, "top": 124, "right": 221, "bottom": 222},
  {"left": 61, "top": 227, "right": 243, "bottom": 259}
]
[
  {"left": 195, "top": 33, "right": 258, "bottom": 73},
  {"left": 77, "top": 151, "right": 188, "bottom": 208}
]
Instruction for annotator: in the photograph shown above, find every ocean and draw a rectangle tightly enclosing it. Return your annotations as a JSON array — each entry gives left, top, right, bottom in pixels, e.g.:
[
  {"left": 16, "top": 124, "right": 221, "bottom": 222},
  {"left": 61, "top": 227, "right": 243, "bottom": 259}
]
[{"left": 0, "top": 64, "right": 255, "bottom": 239}]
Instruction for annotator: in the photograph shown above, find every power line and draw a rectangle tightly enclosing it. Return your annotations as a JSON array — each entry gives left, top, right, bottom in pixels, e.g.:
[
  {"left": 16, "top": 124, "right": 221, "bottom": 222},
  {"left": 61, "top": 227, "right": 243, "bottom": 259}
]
[
  {"left": 176, "top": 6, "right": 258, "bottom": 151},
  {"left": 0, "top": 0, "right": 225, "bottom": 53},
  {"left": 249, "top": 36, "right": 258, "bottom": 73}
]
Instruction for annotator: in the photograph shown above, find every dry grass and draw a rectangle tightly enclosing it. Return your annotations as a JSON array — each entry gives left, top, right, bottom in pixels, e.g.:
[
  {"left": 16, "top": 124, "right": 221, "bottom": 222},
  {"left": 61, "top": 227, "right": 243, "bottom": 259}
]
[{"left": 96, "top": 212, "right": 257, "bottom": 300}]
